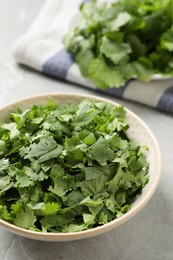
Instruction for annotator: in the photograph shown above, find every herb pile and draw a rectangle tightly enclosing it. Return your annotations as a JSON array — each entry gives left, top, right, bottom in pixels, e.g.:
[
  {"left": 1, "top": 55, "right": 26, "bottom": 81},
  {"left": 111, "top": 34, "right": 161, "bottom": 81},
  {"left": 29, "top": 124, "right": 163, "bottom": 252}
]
[
  {"left": 64, "top": 0, "right": 173, "bottom": 89},
  {"left": 0, "top": 100, "right": 149, "bottom": 232}
]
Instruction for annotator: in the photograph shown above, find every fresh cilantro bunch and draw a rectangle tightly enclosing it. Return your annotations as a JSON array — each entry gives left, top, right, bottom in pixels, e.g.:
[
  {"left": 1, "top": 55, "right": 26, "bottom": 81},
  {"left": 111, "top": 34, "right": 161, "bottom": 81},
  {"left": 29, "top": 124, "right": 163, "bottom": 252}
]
[
  {"left": 63, "top": 0, "right": 173, "bottom": 89},
  {"left": 0, "top": 100, "right": 149, "bottom": 232}
]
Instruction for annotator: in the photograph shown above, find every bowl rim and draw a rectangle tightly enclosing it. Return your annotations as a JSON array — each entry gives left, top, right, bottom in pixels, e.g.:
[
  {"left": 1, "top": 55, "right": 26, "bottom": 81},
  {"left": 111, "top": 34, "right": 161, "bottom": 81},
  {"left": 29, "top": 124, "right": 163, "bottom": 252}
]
[{"left": 0, "top": 92, "right": 162, "bottom": 241}]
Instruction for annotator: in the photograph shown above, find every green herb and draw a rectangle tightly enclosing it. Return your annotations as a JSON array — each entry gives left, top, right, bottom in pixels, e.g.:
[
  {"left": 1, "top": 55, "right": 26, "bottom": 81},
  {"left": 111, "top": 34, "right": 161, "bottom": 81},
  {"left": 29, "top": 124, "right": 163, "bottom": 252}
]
[
  {"left": 0, "top": 100, "right": 149, "bottom": 232},
  {"left": 63, "top": 0, "right": 173, "bottom": 89}
]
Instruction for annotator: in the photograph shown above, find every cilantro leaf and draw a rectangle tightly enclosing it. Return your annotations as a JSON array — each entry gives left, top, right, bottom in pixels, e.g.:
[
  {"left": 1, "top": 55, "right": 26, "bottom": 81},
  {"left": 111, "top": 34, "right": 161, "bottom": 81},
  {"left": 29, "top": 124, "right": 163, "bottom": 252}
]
[
  {"left": 38, "top": 145, "right": 63, "bottom": 163},
  {"left": 14, "top": 175, "right": 34, "bottom": 188},
  {"left": 123, "top": 57, "right": 153, "bottom": 81},
  {"left": 62, "top": 223, "right": 87, "bottom": 233},
  {"left": 31, "top": 202, "right": 61, "bottom": 216},
  {"left": 84, "top": 167, "right": 103, "bottom": 180},
  {"left": 161, "top": 27, "right": 173, "bottom": 52},
  {"left": 14, "top": 207, "right": 36, "bottom": 229},
  {"left": 41, "top": 212, "right": 75, "bottom": 232},
  {"left": 0, "top": 205, "right": 11, "bottom": 221},
  {"left": 25, "top": 136, "right": 57, "bottom": 159},
  {"left": 83, "top": 213, "right": 95, "bottom": 226},
  {"left": 0, "top": 175, "right": 11, "bottom": 190},
  {"left": 88, "top": 56, "right": 125, "bottom": 89},
  {"left": 1, "top": 123, "right": 19, "bottom": 140},
  {"left": 87, "top": 138, "right": 115, "bottom": 165},
  {"left": 76, "top": 48, "right": 95, "bottom": 77},
  {"left": 0, "top": 159, "right": 10, "bottom": 176},
  {"left": 110, "top": 11, "right": 132, "bottom": 30},
  {"left": 79, "top": 175, "right": 108, "bottom": 196},
  {"left": 100, "top": 36, "right": 132, "bottom": 64}
]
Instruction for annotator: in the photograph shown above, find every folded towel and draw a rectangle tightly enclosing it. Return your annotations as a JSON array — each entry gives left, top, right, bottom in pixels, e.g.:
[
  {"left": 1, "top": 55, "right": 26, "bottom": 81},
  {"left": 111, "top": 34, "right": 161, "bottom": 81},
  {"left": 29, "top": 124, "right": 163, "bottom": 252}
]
[{"left": 12, "top": 0, "right": 173, "bottom": 113}]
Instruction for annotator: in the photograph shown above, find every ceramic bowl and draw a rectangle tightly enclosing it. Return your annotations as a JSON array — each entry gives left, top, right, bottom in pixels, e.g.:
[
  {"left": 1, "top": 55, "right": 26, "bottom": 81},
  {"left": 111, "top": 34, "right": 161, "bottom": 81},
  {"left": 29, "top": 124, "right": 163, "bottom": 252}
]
[{"left": 0, "top": 93, "right": 162, "bottom": 241}]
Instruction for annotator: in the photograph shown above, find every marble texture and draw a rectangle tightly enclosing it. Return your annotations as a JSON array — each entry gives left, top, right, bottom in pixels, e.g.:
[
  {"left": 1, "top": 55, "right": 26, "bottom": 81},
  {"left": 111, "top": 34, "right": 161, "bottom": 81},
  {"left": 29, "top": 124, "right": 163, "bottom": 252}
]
[{"left": 0, "top": 0, "right": 173, "bottom": 259}]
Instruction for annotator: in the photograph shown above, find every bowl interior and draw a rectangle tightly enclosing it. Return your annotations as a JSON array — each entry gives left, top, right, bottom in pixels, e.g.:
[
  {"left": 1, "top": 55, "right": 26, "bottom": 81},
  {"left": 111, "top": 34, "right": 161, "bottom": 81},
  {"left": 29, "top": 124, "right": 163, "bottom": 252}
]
[{"left": 0, "top": 93, "right": 162, "bottom": 241}]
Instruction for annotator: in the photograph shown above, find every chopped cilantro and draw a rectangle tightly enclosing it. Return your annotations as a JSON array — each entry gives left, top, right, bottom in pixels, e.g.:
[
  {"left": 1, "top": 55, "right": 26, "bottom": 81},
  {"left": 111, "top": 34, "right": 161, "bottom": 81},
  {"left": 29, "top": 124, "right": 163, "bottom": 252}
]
[
  {"left": 63, "top": 0, "right": 173, "bottom": 88},
  {"left": 0, "top": 100, "right": 149, "bottom": 232}
]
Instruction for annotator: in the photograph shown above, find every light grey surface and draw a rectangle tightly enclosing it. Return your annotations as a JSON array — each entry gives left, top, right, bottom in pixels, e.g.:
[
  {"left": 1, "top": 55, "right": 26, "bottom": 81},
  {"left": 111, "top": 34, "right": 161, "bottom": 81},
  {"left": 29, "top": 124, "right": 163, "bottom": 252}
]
[{"left": 0, "top": 1, "right": 173, "bottom": 259}]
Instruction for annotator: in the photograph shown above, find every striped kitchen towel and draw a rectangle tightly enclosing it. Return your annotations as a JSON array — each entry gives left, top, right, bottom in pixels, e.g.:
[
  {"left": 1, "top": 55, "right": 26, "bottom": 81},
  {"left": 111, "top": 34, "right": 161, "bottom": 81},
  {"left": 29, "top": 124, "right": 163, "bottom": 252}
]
[{"left": 13, "top": 0, "right": 173, "bottom": 113}]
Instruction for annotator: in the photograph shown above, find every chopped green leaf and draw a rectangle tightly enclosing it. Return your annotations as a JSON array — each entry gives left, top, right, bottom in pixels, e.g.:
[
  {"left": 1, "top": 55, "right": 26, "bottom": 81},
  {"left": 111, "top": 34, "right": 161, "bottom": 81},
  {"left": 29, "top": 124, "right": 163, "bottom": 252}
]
[
  {"left": 87, "top": 138, "right": 115, "bottom": 165},
  {"left": 0, "top": 100, "right": 149, "bottom": 233},
  {"left": 14, "top": 207, "right": 36, "bottom": 229},
  {"left": 25, "top": 135, "right": 57, "bottom": 159}
]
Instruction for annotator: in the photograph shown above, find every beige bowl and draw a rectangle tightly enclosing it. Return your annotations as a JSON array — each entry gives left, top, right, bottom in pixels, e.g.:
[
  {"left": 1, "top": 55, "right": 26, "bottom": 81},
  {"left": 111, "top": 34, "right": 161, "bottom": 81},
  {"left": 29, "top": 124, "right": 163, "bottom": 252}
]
[{"left": 0, "top": 93, "right": 162, "bottom": 241}]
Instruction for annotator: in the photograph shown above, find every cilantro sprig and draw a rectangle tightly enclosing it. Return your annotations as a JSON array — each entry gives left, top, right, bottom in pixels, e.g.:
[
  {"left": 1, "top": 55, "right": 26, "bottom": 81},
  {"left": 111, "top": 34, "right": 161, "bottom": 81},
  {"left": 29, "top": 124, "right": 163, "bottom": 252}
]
[
  {"left": 0, "top": 100, "right": 149, "bottom": 232},
  {"left": 63, "top": 0, "right": 173, "bottom": 89}
]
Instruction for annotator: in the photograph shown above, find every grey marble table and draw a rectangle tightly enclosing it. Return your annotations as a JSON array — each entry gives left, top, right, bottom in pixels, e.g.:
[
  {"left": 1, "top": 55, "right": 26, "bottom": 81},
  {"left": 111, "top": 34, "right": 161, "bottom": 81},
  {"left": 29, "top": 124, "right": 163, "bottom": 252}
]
[{"left": 0, "top": 1, "right": 173, "bottom": 259}]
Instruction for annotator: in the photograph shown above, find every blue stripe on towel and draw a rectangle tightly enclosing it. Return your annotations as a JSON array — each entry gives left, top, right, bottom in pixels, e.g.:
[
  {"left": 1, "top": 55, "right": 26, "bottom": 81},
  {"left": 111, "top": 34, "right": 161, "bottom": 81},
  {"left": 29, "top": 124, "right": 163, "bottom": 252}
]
[
  {"left": 43, "top": 49, "right": 74, "bottom": 79},
  {"left": 157, "top": 86, "right": 173, "bottom": 113},
  {"left": 98, "top": 79, "right": 133, "bottom": 98}
]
